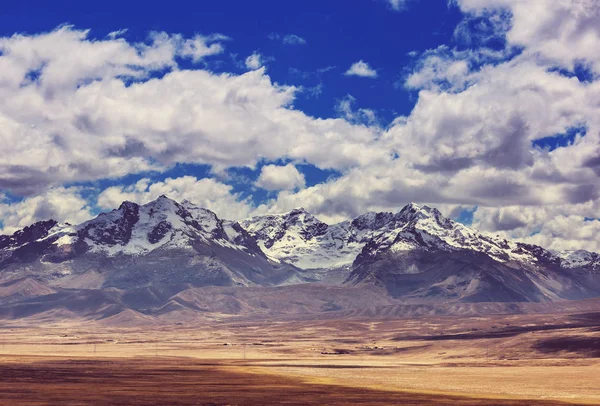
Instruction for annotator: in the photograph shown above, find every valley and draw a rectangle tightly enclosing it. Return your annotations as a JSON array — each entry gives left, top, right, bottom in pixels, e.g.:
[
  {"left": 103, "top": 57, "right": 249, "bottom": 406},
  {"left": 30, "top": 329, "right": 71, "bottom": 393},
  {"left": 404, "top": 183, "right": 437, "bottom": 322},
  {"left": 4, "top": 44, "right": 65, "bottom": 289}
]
[{"left": 0, "top": 308, "right": 599, "bottom": 405}]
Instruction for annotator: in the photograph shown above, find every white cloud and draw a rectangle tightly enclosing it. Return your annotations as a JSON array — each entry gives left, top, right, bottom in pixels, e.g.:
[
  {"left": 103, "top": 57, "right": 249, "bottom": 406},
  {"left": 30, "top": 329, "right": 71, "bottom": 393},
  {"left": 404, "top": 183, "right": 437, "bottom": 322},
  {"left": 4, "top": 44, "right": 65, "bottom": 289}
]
[
  {"left": 97, "top": 176, "right": 253, "bottom": 220},
  {"left": 255, "top": 164, "right": 306, "bottom": 191},
  {"left": 0, "top": 26, "right": 386, "bottom": 196},
  {"left": 335, "top": 95, "right": 379, "bottom": 126},
  {"left": 404, "top": 46, "right": 471, "bottom": 91},
  {"left": 282, "top": 34, "right": 307, "bottom": 45},
  {"left": 245, "top": 52, "right": 264, "bottom": 70},
  {"left": 471, "top": 203, "right": 600, "bottom": 252},
  {"left": 455, "top": 0, "right": 600, "bottom": 72},
  {"left": 344, "top": 60, "right": 378, "bottom": 78},
  {"left": 305, "top": 83, "right": 323, "bottom": 98},
  {"left": 0, "top": 187, "right": 93, "bottom": 234},
  {"left": 523, "top": 216, "right": 600, "bottom": 253},
  {"left": 269, "top": 33, "right": 307, "bottom": 45},
  {"left": 387, "top": 0, "right": 407, "bottom": 11},
  {"left": 106, "top": 29, "right": 128, "bottom": 39}
]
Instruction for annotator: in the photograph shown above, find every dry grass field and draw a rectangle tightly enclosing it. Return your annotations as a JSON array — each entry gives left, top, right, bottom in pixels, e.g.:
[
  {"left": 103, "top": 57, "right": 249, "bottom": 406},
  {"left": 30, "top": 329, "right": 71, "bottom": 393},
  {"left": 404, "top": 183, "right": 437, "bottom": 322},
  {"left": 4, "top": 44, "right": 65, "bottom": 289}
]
[{"left": 0, "top": 310, "right": 599, "bottom": 405}]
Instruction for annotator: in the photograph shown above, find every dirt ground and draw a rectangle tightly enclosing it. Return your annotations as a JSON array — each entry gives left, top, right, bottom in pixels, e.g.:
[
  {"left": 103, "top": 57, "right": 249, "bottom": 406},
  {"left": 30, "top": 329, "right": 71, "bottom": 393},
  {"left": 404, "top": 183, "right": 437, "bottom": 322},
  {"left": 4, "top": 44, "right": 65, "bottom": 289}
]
[{"left": 0, "top": 311, "right": 599, "bottom": 405}]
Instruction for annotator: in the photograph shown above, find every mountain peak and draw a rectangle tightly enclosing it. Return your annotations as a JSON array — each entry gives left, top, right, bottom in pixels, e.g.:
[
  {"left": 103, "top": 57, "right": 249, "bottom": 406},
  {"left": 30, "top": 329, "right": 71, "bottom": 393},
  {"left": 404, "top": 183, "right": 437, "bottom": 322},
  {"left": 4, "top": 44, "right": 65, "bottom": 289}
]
[
  {"left": 156, "top": 194, "right": 174, "bottom": 202},
  {"left": 118, "top": 200, "right": 139, "bottom": 211},
  {"left": 397, "top": 202, "right": 429, "bottom": 220},
  {"left": 0, "top": 219, "right": 59, "bottom": 250},
  {"left": 286, "top": 207, "right": 310, "bottom": 216},
  {"left": 143, "top": 195, "right": 180, "bottom": 211},
  {"left": 1, "top": 195, "right": 599, "bottom": 306},
  {"left": 351, "top": 211, "right": 395, "bottom": 230},
  {"left": 402, "top": 202, "right": 422, "bottom": 211},
  {"left": 396, "top": 202, "right": 446, "bottom": 222}
]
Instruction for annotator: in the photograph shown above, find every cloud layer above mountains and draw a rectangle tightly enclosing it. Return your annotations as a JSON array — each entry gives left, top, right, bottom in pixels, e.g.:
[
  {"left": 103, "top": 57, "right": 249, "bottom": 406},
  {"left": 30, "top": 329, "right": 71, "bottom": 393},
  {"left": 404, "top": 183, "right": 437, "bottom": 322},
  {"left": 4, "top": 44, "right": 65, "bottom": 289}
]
[{"left": 0, "top": 1, "right": 599, "bottom": 253}]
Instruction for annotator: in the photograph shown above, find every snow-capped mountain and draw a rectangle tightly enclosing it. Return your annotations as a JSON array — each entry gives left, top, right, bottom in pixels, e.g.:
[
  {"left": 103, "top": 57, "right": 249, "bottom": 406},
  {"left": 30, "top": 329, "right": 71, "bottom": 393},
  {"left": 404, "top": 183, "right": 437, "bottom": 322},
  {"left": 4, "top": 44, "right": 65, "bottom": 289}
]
[
  {"left": 344, "top": 204, "right": 600, "bottom": 301},
  {"left": 0, "top": 196, "right": 599, "bottom": 305},
  {"left": 0, "top": 196, "right": 298, "bottom": 289},
  {"left": 351, "top": 203, "right": 558, "bottom": 268},
  {"left": 242, "top": 203, "right": 598, "bottom": 272},
  {"left": 243, "top": 203, "right": 600, "bottom": 301},
  {"left": 241, "top": 208, "right": 378, "bottom": 269},
  {"left": 75, "top": 196, "right": 264, "bottom": 258},
  {"left": 556, "top": 250, "right": 600, "bottom": 269}
]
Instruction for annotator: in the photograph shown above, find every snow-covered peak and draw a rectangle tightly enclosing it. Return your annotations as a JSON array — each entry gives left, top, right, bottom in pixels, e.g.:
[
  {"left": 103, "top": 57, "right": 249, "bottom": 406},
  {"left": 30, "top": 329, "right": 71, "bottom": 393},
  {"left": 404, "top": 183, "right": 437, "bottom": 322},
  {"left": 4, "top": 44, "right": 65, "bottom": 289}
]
[
  {"left": 557, "top": 250, "right": 600, "bottom": 269},
  {"left": 242, "top": 209, "right": 346, "bottom": 269},
  {"left": 285, "top": 207, "right": 309, "bottom": 215},
  {"left": 143, "top": 194, "right": 177, "bottom": 209},
  {"left": 243, "top": 202, "right": 580, "bottom": 271},
  {"left": 0, "top": 219, "right": 59, "bottom": 250},
  {"left": 242, "top": 207, "right": 426, "bottom": 269},
  {"left": 242, "top": 209, "right": 329, "bottom": 246},
  {"left": 118, "top": 200, "right": 139, "bottom": 211},
  {"left": 71, "top": 196, "right": 258, "bottom": 257},
  {"left": 397, "top": 202, "right": 425, "bottom": 215},
  {"left": 181, "top": 203, "right": 221, "bottom": 234},
  {"left": 355, "top": 204, "right": 563, "bottom": 268},
  {"left": 2, "top": 197, "right": 597, "bottom": 275},
  {"left": 395, "top": 203, "right": 448, "bottom": 225},
  {"left": 351, "top": 212, "right": 395, "bottom": 231}
]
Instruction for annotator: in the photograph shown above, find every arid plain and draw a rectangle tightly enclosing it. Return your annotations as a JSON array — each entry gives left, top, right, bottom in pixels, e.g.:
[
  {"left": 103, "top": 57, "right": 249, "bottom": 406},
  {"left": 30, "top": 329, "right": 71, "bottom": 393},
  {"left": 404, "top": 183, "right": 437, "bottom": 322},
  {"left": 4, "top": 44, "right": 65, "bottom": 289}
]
[{"left": 1, "top": 303, "right": 599, "bottom": 405}]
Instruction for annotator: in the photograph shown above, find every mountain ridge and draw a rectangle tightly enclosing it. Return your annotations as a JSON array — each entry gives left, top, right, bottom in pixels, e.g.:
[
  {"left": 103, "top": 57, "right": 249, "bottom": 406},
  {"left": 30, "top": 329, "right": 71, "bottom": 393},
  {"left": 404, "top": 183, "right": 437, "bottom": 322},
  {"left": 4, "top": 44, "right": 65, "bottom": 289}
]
[{"left": 0, "top": 196, "right": 599, "bottom": 317}]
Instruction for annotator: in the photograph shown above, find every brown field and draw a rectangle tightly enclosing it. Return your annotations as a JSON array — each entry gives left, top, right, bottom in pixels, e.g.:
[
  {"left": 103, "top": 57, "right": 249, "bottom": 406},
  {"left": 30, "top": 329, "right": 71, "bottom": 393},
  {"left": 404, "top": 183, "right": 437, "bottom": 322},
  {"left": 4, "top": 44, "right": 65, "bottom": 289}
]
[{"left": 0, "top": 310, "right": 599, "bottom": 405}]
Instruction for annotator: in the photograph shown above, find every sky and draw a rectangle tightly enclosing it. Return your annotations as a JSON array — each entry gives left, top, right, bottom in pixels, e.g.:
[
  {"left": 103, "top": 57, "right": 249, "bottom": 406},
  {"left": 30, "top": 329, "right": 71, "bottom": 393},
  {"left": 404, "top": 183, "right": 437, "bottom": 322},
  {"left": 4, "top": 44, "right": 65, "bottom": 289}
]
[{"left": 0, "top": 0, "right": 599, "bottom": 253}]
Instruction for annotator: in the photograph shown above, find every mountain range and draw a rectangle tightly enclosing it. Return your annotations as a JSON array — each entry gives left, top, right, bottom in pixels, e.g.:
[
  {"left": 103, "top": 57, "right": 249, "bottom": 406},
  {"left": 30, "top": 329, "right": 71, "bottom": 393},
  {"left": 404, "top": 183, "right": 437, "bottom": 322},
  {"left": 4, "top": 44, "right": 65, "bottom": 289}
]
[{"left": 1, "top": 196, "right": 599, "bottom": 323}]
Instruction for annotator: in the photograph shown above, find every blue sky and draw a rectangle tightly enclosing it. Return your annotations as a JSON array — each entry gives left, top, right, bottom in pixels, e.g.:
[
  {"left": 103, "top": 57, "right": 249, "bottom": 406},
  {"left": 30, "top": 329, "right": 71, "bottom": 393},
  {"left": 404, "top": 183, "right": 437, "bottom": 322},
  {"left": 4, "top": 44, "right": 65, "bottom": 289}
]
[{"left": 0, "top": 0, "right": 599, "bottom": 253}]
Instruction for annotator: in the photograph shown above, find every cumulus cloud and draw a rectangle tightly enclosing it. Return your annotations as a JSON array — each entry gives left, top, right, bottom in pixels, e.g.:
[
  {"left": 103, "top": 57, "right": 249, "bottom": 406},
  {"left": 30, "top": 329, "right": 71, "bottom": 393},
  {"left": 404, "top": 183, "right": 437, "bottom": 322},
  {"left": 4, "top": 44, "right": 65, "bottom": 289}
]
[
  {"left": 404, "top": 46, "right": 471, "bottom": 91},
  {"left": 455, "top": 0, "right": 600, "bottom": 72},
  {"left": 255, "top": 164, "right": 306, "bottom": 191},
  {"left": 245, "top": 52, "right": 264, "bottom": 70},
  {"left": 282, "top": 34, "right": 307, "bottom": 45},
  {"left": 335, "top": 95, "right": 379, "bottom": 126},
  {"left": 0, "top": 187, "right": 93, "bottom": 234},
  {"left": 387, "top": 0, "right": 407, "bottom": 11},
  {"left": 0, "top": 26, "right": 385, "bottom": 196},
  {"left": 344, "top": 60, "right": 378, "bottom": 78},
  {"left": 524, "top": 216, "right": 600, "bottom": 253},
  {"left": 471, "top": 202, "right": 600, "bottom": 252},
  {"left": 97, "top": 176, "right": 253, "bottom": 220},
  {"left": 269, "top": 33, "right": 307, "bottom": 45}
]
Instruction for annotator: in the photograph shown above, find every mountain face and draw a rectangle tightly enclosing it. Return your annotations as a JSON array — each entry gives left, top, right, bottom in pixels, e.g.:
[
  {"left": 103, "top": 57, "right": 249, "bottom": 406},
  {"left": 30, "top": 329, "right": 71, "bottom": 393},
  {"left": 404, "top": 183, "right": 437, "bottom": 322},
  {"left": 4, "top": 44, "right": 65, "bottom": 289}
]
[
  {"left": 242, "top": 203, "right": 599, "bottom": 273},
  {"left": 0, "top": 196, "right": 599, "bottom": 317},
  {"left": 241, "top": 209, "right": 366, "bottom": 270},
  {"left": 242, "top": 203, "right": 600, "bottom": 301},
  {"left": 0, "top": 196, "right": 299, "bottom": 290}
]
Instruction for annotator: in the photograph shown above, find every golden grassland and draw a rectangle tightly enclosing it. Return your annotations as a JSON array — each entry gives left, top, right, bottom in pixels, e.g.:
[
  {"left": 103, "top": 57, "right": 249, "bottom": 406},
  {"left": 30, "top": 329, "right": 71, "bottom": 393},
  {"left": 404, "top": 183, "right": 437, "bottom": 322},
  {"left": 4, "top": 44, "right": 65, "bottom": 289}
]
[{"left": 0, "top": 311, "right": 599, "bottom": 405}]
